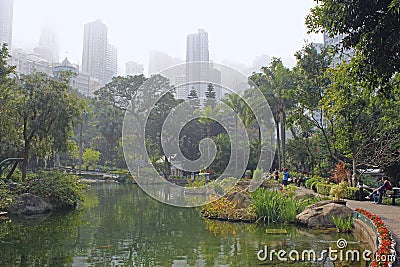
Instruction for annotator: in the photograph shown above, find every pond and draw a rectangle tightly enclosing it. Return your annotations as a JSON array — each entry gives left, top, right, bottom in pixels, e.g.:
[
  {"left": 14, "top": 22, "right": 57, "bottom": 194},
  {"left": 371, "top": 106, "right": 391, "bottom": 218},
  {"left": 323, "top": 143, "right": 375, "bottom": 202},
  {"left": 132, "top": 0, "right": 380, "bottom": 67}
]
[{"left": 0, "top": 184, "right": 371, "bottom": 266}]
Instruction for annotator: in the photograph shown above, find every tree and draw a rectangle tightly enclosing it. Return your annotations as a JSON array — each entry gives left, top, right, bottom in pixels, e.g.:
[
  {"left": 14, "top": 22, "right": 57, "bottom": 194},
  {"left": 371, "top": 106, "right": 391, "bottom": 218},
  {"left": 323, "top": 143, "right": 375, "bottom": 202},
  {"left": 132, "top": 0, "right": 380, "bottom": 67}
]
[
  {"left": 82, "top": 148, "right": 101, "bottom": 168},
  {"left": 205, "top": 83, "right": 216, "bottom": 99},
  {"left": 15, "top": 72, "right": 85, "bottom": 179},
  {"left": 0, "top": 44, "right": 18, "bottom": 161},
  {"left": 306, "top": 0, "right": 400, "bottom": 95},
  {"left": 187, "top": 87, "right": 198, "bottom": 99},
  {"left": 321, "top": 58, "right": 400, "bottom": 185},
  {"left": 250, "top": 58, "right": 295, "bottom": 169},
  {"left": 95, "top": 74, "right": 147, "bottom": 110},
  {"left": 287, "top": 43, "right": 335, "bottom": 173}
]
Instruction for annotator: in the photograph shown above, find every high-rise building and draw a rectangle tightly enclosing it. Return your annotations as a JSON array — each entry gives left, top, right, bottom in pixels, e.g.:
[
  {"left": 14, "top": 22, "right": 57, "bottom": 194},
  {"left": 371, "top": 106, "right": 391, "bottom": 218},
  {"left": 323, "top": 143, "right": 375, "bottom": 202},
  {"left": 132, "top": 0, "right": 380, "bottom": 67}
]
[
  {"left": 0, "top": 0, "right": 14, "bottom": 49},
  {"left": 252, "top": 54, "right": 270, "bottom": 73},
  {"left": 82, "top": 20, "right": 108, "bottom": 84},
  {"left": 34, "top": 24, "right": 59, "bottom": 63},
  {"left": 185, "top": 29, "right": 210, "bottom": 99},
  {"left": 125, "top": 61, "right": 144, "bottom": 76},
  {"left": 323, "top": 32, "right": 354, "bottom": 66},
  {"left": 148, "top": 50, "right": 182, "bottom": 75},
  {"left": 186, "top": 29, "right": 209, "bottom": 82},
  {"left": 105, "top": 43, "right": 118, "bottom": 83}
]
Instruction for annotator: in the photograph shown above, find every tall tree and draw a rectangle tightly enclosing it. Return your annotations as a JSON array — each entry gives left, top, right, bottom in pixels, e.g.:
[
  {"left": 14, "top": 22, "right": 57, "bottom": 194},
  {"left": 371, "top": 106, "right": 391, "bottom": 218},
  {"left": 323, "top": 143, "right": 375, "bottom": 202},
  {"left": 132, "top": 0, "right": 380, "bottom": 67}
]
[
  {"left": 0, "top": 44, "right": 19, "bottom": 161},
  {"left": 321, "top": 58, "right": 400, "bottom": 185},
  {"left": 250, "top": 58, "right": 295, "bottom": 169},
  {"left": 287, "top": 44, "right": 335, "bottom": 173},
  {"left": 306, "top": 0, "right": 400, "bottom": 95},
  {"left": 15, "top": 72, "right": 84, "bottom": 179}
]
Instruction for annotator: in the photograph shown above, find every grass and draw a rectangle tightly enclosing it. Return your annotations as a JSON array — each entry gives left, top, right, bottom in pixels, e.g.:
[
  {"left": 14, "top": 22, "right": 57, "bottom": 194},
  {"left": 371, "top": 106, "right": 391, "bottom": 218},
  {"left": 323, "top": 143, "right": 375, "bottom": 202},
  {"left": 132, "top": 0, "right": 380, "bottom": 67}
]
[
  {"left": 332, "top": 215, "right": 353, "bottom": 232},
  {"left": 251, "top": 188, "right": 319, "bottom": 224}
]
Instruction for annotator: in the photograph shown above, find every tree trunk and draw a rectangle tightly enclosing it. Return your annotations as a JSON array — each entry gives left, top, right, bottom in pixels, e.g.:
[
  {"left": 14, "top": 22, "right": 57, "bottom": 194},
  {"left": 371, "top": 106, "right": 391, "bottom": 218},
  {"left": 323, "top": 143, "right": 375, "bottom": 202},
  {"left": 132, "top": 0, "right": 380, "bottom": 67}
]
[
  {"left": 21, "top": 141, "right": 30, "bottom": 181},
  {"left": 165, "top": 155, "right": 171, "bottom": 177},
  {"left": 352, "top": 157, "right": 357, "bottom": 187},
  {"left": 280, "top": 111, "right": 286, "bottom": 168},
  {"left": 275, "top": 120, "right": 281, "bottom": 171}
]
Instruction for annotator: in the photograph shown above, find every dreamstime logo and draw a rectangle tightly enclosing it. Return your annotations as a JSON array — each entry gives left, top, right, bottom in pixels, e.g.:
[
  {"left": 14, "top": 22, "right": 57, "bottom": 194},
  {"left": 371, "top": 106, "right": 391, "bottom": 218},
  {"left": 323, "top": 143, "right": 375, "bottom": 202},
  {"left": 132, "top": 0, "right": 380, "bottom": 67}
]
[
  {"left": 257, "top": 238, "right": 376, "bottom": 263},
  {"left": 122, "top": 62, "right": 276, "bottom": 207}
]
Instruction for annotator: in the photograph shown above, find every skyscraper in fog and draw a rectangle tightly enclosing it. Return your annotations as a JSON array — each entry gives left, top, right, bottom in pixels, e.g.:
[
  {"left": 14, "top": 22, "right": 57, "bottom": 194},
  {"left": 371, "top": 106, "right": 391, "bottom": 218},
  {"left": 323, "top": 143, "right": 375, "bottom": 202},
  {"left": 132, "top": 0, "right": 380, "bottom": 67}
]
[
  {"left": 185, "top": 29, "right": 210, "bottom": 98},
  {"left": 126, "top": 61, "right": 144, "bottom": 76},
  {"left": 148, "top": 50, "right": 182, "bottom": 75},
  {"left": 34, "top": 25, "right": 59, "bottom": 63},
  {"left": 82, "top": 20, "right": 118, "bottom": 85},
  {"left": 105, "top": 43, "right": 118, "bottom": 83},
  {"left": 0, "top": 0, "right": 14, "bottom": 49}
]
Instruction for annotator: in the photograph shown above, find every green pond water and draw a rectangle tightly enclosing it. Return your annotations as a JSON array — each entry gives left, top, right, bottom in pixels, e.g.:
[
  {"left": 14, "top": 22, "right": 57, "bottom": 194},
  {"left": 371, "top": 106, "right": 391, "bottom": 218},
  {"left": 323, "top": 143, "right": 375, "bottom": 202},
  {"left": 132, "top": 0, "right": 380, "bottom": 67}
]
[{"left": 0, "top": 184, "right": 371, "bottom": 266}]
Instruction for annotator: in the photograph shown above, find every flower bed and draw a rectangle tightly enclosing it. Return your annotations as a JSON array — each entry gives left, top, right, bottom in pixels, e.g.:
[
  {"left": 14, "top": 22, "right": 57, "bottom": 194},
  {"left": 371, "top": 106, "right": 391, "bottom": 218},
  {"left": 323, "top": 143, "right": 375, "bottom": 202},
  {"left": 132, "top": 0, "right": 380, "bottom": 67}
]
[{"left": 355, "top": 208, "right": 397, "bottom": 267}]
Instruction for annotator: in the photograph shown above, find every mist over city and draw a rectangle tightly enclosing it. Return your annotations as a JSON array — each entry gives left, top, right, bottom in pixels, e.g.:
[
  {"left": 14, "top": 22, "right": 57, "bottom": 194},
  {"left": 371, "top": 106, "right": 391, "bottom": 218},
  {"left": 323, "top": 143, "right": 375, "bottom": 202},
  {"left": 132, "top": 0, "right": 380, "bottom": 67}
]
[{"left": 1, "top": 0, "right": 399, "bottom": 266}]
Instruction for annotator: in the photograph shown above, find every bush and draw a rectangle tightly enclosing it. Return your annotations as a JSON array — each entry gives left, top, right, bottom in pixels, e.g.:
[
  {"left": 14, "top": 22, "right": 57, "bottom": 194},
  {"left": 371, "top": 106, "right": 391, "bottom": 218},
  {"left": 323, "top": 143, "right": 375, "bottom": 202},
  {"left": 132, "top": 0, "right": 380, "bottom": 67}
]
[
  {"left": 19, "top": 171, "right": 85, "bottom": 208},
  {"left": 305, "top": 175, "right": 325, "bottom": 191},
  {"left": 344, "top": 186, "right": 360, "bottom": 200},
  {"left": 316, "top": 182, "right": 334, "bottom": 196},
  {"left": 0, "top": 180, "right": 13, "bottom": 211}
]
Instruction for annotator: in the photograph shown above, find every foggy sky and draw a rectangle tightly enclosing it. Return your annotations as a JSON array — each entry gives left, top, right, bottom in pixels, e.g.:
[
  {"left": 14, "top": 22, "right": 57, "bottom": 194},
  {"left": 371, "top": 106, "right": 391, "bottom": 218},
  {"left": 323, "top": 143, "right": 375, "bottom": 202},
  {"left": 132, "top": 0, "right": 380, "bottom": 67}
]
[{"left": 12, "top": 0, "right": 322, "bottom": 75}]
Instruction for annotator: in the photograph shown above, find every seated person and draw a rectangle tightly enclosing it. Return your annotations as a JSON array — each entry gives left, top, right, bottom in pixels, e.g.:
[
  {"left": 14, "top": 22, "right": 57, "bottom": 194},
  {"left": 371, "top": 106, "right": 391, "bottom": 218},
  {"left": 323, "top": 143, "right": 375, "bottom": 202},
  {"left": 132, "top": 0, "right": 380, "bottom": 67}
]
[{"left": 365, "top": 177, "right": 392, "bottom": 204}]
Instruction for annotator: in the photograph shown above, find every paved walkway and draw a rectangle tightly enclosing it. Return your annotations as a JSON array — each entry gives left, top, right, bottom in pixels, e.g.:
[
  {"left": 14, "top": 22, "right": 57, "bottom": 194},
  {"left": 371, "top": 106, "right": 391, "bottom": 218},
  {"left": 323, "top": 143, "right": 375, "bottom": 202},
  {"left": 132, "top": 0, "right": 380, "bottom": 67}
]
[{"left": 297, "top": 187, "right": 400, "bottom": 265}]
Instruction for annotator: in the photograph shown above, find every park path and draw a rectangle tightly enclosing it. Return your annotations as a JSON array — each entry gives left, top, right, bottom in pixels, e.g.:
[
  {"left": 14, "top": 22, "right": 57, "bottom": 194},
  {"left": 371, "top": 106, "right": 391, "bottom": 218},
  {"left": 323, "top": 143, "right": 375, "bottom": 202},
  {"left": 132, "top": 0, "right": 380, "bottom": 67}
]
[{"left": 296, "top": 187, "right": 400, "bottom": 265}]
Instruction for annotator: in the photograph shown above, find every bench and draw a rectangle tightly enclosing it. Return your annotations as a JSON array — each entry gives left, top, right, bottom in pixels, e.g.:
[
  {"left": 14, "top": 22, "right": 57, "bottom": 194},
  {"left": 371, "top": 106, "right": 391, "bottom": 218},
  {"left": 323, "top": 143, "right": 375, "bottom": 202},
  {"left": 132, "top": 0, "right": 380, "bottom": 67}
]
[{"left": 386, "top": 187, "right": 400, "bottom": 205}]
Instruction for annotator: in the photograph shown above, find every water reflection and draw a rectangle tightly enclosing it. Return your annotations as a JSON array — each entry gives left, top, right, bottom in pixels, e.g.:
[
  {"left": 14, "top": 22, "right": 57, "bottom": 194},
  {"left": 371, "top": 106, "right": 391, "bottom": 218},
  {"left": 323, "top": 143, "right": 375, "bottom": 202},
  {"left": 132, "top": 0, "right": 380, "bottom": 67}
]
[{"left": 0, "top": 184, "right": 369, "bottom": 266}]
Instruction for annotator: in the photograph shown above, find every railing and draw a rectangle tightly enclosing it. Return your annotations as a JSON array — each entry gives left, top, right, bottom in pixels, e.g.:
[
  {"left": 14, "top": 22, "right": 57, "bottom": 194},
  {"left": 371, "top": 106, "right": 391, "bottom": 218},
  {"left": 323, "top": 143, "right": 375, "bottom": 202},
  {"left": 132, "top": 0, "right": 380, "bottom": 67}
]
[
  {"left": 354, "top": 209, "right": 397, "bottom": 267},
  {"left": 0, "top": 158, "right": 23, "bottom": 179}
]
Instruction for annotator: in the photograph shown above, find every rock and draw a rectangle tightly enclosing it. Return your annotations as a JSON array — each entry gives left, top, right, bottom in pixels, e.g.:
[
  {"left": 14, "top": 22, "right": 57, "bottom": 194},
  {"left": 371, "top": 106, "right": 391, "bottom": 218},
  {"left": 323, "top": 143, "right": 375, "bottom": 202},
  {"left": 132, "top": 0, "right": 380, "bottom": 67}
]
[
  {"left": 296, "top": 202, "right": 353, "bottom": 228},
  {"left": 7, "top": 193, "right": 52, "bottom": 215},
  {"left": 225, "top": 191, "right": 251, "bottom": 209}
]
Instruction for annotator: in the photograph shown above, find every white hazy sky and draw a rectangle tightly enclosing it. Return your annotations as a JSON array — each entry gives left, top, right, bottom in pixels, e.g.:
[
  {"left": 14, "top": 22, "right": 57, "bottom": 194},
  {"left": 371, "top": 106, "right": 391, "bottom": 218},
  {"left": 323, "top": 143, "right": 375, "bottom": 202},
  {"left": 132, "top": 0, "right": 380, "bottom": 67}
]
[{"left": 12, "top": 0, "right": 322, "bottom": 75}]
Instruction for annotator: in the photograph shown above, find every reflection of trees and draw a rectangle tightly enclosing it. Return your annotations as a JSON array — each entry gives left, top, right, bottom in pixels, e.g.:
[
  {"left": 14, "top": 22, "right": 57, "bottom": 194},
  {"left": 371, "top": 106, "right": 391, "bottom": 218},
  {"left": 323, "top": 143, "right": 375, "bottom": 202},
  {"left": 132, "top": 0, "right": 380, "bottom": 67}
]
[
  {"left": 0, "top": 211, "right": 82, "bottom": 266},
  {"left": 1, "top": 185, "right": 367, "bottom": 266}
]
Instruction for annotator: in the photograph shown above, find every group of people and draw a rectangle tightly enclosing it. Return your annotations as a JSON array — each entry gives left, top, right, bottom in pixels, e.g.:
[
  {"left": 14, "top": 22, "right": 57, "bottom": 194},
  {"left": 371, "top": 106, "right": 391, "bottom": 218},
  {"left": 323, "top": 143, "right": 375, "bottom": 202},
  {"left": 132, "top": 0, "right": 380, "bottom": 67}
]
[
  {"left": 273, "top": 168, "right": 291, "bottom": 187},
  {"left": 271, "top": 168, "right": 393, "bottom": 205},
  {"left": 273, "top": 168, "right": 308, "bottom": 187}
]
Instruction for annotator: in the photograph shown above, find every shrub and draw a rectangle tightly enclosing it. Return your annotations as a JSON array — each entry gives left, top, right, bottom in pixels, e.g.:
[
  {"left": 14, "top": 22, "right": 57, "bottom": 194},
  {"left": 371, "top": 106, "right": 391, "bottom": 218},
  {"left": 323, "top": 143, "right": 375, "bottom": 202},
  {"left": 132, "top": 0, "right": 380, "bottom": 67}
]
[
  {"left": 0, "top": 180, "right": 13, "bottom": 211},
  {"left": 331, "top": 162, "right": 351, "bottom": 183},
  {"left": 330, "top": 181, "right": 349, "bottom": 200},
  {"left": 316, "top": 182, "right": 334, "bottom": 196},
  {"left": 344, "top": 186, "right": 360, "bottom": 200},
  {"left": 305, "top": 175, "right": 325, "bottom": 191},
  {"left": 19, "top": 170, "right": 85, "bottom": 208}
]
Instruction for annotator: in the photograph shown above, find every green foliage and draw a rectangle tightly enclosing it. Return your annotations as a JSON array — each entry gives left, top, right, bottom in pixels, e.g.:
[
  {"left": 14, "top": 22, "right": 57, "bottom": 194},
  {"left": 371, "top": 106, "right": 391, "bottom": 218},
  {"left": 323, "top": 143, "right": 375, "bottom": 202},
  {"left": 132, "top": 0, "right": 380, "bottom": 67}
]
[
  {"left": 186, "top": 176, "right": 206, "bottom": 187},
  {"left": 329, "top": 181, "right": 348, "bottom": 200},
  {"left": 82, "top": 148, "right": 101, "bottom": 167},
  {"left": 343, "top": 186, "right": 360, "bottom": 200},
  {"left": 316, "top": 182, "right": 334, "bottom": 196},
  {"left": 19, "top": 171, "right": 85, "bottom": 207},
  {"left": 332, "top": 216, "right": 353, "bottom": 233},
  {"left": 3, "top": 71, "right": 85, "bottom": 179},
  {"left": 305, "top": 176, "right": 325, "bottom": 191},
  {"left": 0, "top": 180, "right": 13, "bottom": 211},
  {"left": 251, "top": 188, "right": 319, "bottom": 224},
  {"left": 306, "top": 0, "right": 400, "bottom": 94}
]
